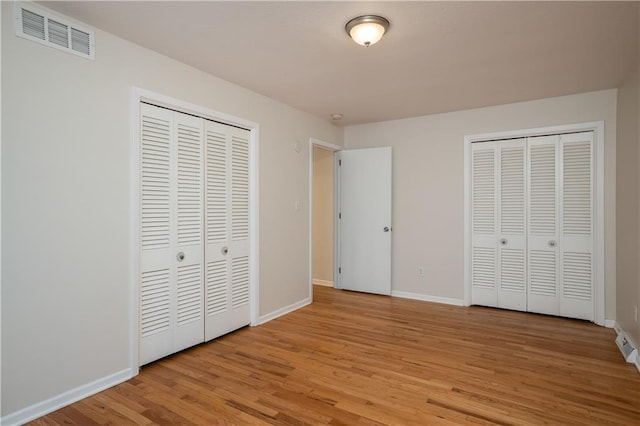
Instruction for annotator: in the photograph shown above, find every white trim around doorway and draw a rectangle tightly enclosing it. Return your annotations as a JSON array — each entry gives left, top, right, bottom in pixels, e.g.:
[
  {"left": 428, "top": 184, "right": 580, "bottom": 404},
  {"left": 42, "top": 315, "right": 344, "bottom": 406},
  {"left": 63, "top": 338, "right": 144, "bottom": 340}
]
[
  {"left": 463, "top": 121, "right": 605, "bottom": 325},
  {"left": 308, "top": 138, "right": 342, "bottom": 301}
]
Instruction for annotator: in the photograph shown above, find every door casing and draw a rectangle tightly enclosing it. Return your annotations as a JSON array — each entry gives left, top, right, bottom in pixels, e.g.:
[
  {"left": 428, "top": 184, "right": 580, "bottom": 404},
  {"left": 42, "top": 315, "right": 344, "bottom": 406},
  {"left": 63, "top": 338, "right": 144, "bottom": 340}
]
[{"left": 308, "top": 138, "right": 342, "bottom": 301}]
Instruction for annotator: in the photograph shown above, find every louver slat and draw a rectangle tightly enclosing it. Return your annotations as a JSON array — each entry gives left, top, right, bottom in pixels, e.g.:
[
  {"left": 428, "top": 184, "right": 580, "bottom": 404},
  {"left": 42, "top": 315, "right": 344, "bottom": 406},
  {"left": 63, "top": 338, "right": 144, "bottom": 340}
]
[
  {"left": 141, "top": 269, "right": 170, "bottom": 336},
  {"left": 563, "top": 143, "right": 591, "bottom": 237},
  {"left": 177, "top": 264, "right": 202, "bottom": 325},
  {"left": 141, "top": 115, "right": 171, "bottom": 249},
  {"left": 472, "top": 248, "right": 495, "bottom": 289},
  {"left": 232, "top": 256, "right": 250, "bottom": 307},
  {"left": 530, "top": 145, "right": 556, "bottom": 235},
  {"left": 472, "top": 150, "right": 495, "bottom": 234},
  {"left": 500, "top": 148, "right": 524, "bottom": 234},
  {"left": 231, "top": 136, "right": 249, "bottom": 240},
  {"left": 530, "top": 250, "right": 556, "bottom": 296},
  {"left": 71, "top": 28, "right": 91, "bottom": 55},
  {"left": 47, "top": 19, "right": 69, "bottom": 48},
  {"left": 22, "top": 8, "right": 45, "bottom": 40},
  {"left": 500, "top": 249, "right": 525, "bottom": 292},
  {"left": 177, "top": 123, "right": 202, "bottom": 246},
  {"left": 207, "top": 260, "right": 227, "bottom": 316},
  {"left": 563, "top": 252, "right": 592, "bottom": 300},
  {"left": 207, "top": 131, "right": 227, "bottom": 243}
]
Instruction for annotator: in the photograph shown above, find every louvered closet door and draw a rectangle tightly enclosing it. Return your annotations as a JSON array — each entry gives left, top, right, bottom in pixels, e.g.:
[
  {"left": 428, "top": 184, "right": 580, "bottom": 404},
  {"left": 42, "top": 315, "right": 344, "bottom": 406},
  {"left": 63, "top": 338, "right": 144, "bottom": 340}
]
[
  {"left": 472, "top": 132, "right": 594, "bottom": 320},
  {"left": 558, "top": 132, "right": 594, "bottom": 320},
  {"left": 527, "top": 135, "right": 561, "bottom": 316},
  {"left": 496, "top": 139, "right": 527, "bottom": 311},
  {"left": 471, "top": 142, "right": 498, "bottom": 307},
  {"left": 139, "top": 104, "right": 205, "bottom": 365},
  {"left": 204, "top": 121, "right": 251, "bottom": 341}
]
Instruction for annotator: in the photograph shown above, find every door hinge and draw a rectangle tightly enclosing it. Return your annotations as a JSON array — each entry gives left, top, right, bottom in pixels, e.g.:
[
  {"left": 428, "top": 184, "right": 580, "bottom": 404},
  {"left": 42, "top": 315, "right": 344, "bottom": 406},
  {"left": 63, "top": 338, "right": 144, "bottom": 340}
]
[
  {"left": 339, "top": 212, "right": 341, "bottom": 219},
  {"left": 338, "top": 267, "right": 341, "bottom": 274},
  {"left": 339, "top": 159, "right": 342, "bottom": 166}
]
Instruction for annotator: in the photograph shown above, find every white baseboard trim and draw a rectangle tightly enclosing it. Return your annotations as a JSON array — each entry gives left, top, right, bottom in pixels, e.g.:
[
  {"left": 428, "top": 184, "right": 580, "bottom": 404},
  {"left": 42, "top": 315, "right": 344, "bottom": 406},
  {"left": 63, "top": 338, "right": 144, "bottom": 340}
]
[
  {"left": 257, "top": 297, "right": 311, "bottom": 325},
  {"left": 1, "top": 368, "right": 133, "bottom": 426},
  {"left": 391, "top": 291, "right": 464, "bottom": 306},
  {"left": 604, "top": 319, "right": 616, "bottom": 328},
  {"left": 312, "top": 279, "right": 334, "bottom": 287},
  {"left": 613, "top": 322, "right": 623, "bottom": 335}
]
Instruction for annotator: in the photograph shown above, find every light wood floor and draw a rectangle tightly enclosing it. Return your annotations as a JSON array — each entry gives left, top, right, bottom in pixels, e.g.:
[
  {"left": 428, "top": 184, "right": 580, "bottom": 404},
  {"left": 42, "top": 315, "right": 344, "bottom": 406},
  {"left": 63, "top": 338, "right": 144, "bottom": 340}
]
[{"left": 32, "top": 286, "right": 640, "bottom": 425}]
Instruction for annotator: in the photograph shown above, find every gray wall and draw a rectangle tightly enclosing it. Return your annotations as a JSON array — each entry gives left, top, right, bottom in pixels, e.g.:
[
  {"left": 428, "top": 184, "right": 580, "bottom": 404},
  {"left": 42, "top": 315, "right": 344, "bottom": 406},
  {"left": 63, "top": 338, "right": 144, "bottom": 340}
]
[
  {"left": 345, "top": 90, "right": 617, "bottom": 316},
  {"left": 1, "top": 1, "right": 342, "bottom": 417},
  {"left": 616, "top": 65, "right": 640, "bottom": 347}
]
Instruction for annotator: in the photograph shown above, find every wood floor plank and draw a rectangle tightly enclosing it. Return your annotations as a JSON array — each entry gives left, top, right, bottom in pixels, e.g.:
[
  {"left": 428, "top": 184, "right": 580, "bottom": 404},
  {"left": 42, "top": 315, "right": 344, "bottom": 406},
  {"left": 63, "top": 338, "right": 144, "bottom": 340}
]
[{"left": 28, "top": 286, "right": 640, "bottom": 425}]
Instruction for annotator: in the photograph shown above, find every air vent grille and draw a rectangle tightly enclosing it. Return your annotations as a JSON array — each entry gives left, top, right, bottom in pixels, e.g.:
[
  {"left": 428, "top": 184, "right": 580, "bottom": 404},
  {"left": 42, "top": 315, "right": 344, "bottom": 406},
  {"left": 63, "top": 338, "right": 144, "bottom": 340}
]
[
  {"left": 71, "top": 28, "right": 91, "bottom": 56},
  {"left": 48, "top": 18, "right": 69, "bottom": 48},
  {"left": 15, "top": 2, "right": 95, "bottom": 60},
  {"left": 21, "top": 8, "right": 45, "bottom": 40}
]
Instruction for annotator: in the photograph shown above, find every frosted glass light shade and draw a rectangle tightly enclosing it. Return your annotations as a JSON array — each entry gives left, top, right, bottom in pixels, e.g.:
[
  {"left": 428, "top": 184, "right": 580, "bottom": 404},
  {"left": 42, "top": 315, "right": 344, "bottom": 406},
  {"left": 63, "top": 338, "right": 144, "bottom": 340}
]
[{"left": 345, "top": 15, "right": 390, "bottom": 47}]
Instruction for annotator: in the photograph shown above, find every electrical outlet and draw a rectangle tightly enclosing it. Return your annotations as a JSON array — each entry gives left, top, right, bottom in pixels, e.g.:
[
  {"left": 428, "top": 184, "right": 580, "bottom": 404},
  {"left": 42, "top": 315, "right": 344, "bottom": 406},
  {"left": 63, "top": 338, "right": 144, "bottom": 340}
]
[{"left": 417, "top": 266, "right": 424, "bottom": 277}]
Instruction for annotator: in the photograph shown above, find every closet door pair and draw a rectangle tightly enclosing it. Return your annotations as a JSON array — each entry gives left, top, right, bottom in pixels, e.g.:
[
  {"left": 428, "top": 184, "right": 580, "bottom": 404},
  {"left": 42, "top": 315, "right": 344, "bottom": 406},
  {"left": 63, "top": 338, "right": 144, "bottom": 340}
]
[
  {"left": 471, "top": 132, "right": 594, "bottom": 321},
  {"left": 139, "top": 103, "right": 250, "bottom": 365}
]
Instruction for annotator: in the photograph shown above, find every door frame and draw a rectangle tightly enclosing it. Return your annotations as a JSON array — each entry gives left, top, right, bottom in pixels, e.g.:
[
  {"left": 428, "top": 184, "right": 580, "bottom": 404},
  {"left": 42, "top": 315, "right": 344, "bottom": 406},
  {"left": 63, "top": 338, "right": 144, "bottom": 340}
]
[
  {"left": 463, "top": 121, "right": 606, "bottom": 325},
  {"left": 130, "top": 87, "right": 260, "bottom": 373},
  {"left": 308, "top": 138, "right": 342, "bottom": 300}
]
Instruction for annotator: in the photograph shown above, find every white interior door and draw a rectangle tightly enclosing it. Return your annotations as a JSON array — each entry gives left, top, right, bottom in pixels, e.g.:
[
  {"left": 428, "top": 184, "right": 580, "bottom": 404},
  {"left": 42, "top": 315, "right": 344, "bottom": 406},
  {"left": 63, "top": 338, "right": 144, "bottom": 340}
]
[
  {"left": 558, "top": 132, "right": 594, "bottom": 320},
  {"left": 471, "top": 142, "right": 498, "bottom": 307},
  {"left": 139, "top": 104, "right": 205, "bottom": 365},
  {"left": 497, "top": 139, "right": 527, "bottom": 311},
  {"left": 172, "top": 110, "right": 205, "bottom": 351},
  {"left": 204, "top": 121, "right": 251, "bottom": 341},
  {"left": 338, "top": 147, "right": 392, "bottom": 295},
  {"left": 471, "top": 131, "right": 595, "bottom": 321},
  {"left": 527, "top": 135, "right": 561, "bottom": 315},
  {"left": 139, "top": 102, "right": 252, "bottom": 365}
]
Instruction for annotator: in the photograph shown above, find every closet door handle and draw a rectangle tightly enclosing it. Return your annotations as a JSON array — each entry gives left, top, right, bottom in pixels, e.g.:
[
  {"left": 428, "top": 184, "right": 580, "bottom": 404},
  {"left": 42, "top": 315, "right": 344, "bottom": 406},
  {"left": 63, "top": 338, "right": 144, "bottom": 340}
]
[
  {"left": 221, "top": 246, "right": 228, "bottom": 255},
  {"left": 548, "top": 240, "right": 557, "bottom": 248},
  {"left": 176, "top": 252, "right": 185, "bottom": 262},
  {"left": 500, "top": 238, "right": 508, "bottom": 246}
]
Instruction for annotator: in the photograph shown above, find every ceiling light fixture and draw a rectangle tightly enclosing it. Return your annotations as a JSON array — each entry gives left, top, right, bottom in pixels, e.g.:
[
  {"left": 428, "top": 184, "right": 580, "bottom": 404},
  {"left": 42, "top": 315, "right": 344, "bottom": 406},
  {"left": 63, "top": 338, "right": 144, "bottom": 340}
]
[{"left": 345, "top": 15, "right": 390, "bottom": 47}]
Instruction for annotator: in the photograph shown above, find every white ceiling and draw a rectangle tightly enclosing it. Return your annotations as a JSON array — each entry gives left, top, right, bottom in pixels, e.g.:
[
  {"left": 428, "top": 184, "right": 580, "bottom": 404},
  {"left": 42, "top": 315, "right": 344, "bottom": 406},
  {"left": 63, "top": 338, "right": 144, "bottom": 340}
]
[{"left": 43, "top": 1, "right": 639, "bottom": 126}]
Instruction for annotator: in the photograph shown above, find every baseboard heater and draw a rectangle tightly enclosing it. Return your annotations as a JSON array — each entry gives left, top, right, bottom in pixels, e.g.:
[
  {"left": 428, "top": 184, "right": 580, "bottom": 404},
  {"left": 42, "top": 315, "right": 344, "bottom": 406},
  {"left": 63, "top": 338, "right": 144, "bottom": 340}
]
[{"left": 615, "top": 330, "right": 638, "bottom": 363}]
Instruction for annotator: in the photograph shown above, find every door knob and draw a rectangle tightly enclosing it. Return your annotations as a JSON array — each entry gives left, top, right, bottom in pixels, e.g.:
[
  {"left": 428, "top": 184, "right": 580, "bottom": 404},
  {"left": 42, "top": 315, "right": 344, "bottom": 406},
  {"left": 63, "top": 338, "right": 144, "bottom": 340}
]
[
  {"left": 548, "top": 240, "right": 557, "bottom": 248},
  {"left": 500, "top": 238, "right": 508, "bottom": 246},
  {"left": 221, "top": 246, "right": 228, "bottom": 255},
  {"left": 176, "top": 252, "right": 185, "bottom": 262},
  {"left": 383, "top": 226, "right": 390, "bottom": 232}
]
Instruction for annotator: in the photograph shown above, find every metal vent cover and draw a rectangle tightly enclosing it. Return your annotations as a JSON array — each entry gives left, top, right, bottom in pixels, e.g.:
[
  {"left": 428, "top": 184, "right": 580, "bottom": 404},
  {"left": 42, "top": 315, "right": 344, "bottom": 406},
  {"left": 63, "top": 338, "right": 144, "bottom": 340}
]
[
  {"left": 615, "top": 331, "right": 638, "bottom": 363},
  {"left": 14, "top": 2, "right": 95, "bottom": 60}
]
